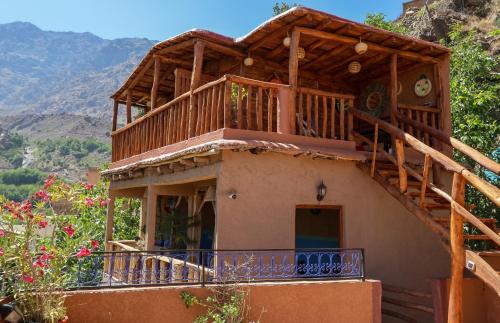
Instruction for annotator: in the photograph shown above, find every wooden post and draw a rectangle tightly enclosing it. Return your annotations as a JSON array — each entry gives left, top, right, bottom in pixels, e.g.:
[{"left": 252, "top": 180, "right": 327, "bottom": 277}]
[
  {"left": 223, "top": 81, "right": 232, "bottom": 128},
  {"left": 420, "top": 154, "right": 432, "bottom": 207},
  {"left": 139, "top": 195, "right": 147, "bottom": 240},
  {"left": 394, "top": 138, "right": 408, "bottom": 193},
  {"left": 144, "top": 186, "right": 158, "bottom": 250},
  {"left": 126, "top": 90, "right": 132, "bottom": 124},
  {"left": 347, "top": 98, "right": 354, "bottom": 140},
  {"left": 277, "top": 87, "right": 292, "bottom": 134},
  {"left": 105, "top": 196, "right": 115, "bottom": 246},
  {"left": 390, "top": 53, "right": 398, "bottom": 127},
  {"left": 288, "top": 29, "right": 300, "bottom": 132},
  {"left": 151, "top": 56, "right": 161, "bottom": 110},
  {"left": 448, "top": 173, "right": 466, "bottom": 323},
  {"left": 370, "top": 123, "right": 379, "bottom": 177},
  {"left": 112, "top": 100, "right": 119, "bottom": 131},
  {"left": 188, "top": 41, "right": 205, "bottom": 137}
]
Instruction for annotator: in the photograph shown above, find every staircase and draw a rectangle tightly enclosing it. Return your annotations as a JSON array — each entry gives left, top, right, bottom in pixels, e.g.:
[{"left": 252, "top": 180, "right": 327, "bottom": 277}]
[{"left": 349, "top": 108, "right": 500, "bottom": 321}]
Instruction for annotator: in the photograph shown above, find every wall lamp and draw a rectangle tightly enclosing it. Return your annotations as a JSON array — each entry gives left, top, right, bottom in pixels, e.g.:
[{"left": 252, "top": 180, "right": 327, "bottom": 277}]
[{"left": 316, "top": 181, "right": 327, "bottom": 202}]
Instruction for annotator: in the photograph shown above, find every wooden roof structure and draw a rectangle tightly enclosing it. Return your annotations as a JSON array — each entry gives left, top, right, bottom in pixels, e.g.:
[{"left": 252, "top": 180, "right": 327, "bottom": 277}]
[{"left": 111, "top": 6, "right": 449, "bottom": 106}]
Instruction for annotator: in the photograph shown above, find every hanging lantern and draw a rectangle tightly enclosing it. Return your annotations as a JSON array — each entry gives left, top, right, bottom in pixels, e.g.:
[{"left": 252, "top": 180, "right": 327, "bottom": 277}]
[
  {"left": 243, "top": 56, "right": 254, "bottom": 66},
  {"left": 348, "top": 61, "right": 361, "bottom": 74},
  {"left": 297, "top": 47, "right": 306, "bottom": 60},
  {"left": 354, "top": 38, "right": 368, "bottom": 55},
  {"left": 283, "top": 36, "right": 291, "bottom": 47}
]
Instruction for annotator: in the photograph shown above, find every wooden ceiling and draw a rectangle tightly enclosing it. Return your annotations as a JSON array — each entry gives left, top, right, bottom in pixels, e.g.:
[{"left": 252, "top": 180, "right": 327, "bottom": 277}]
[{"left": 112, "top": 6, "right": 449, "bottom": 106}]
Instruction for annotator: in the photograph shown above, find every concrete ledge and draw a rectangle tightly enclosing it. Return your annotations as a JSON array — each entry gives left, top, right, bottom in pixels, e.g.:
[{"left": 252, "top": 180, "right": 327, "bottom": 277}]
[{"left": 65, "top": 279, "right": 381, "bottom": 322}]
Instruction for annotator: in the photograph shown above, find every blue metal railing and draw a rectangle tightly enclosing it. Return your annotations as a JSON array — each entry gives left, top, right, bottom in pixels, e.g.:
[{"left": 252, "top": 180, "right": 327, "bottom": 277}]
[{"left": 70, "top": 248, "right": 364, "bottom": 289}]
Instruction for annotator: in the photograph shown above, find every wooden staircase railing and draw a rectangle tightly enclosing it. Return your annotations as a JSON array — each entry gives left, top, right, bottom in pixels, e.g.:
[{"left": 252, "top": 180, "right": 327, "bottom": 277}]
[{"left": 349, "top": 108, "right": 500, "bottom": 321}]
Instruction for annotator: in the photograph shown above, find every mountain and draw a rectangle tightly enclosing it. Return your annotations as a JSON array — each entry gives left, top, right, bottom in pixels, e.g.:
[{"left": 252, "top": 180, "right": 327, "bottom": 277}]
[{"left": 0, "top": 21, "right": 155, "bottom": 117}]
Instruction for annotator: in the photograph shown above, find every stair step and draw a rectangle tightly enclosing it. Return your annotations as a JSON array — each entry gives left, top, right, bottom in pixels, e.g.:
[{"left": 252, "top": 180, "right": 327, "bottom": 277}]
[
  {"left": 422, "top": 203, "right": 450, "bottom": 210},
  {"left": 465, "top": 234, "right": 495, "bottom": 240},
  {"left": 432, "top": 217, "right": 497, "bottom": 224}
]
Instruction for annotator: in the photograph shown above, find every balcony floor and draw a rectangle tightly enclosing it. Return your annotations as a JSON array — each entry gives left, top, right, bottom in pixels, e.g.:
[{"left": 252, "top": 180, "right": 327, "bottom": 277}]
[{"left": 104, "top": 128, "right": 366, "bottom": 175}]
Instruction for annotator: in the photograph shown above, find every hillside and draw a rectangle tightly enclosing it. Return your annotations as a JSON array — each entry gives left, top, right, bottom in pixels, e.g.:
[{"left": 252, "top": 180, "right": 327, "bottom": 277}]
[
  {"left": 0, "top": 21, "right": 155, "bottom": 117},
  {"left": 0, "top": 22, "right": 155, "bottom": 181}
]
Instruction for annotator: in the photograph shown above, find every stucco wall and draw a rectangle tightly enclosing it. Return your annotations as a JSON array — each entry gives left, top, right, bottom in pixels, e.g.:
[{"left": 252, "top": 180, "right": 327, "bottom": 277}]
[
  {"left": 215, "top": 151, "right": 450, "bottom": 291},
  {"left": 65, "top": 280, "right": 381, "bottom": 323}
]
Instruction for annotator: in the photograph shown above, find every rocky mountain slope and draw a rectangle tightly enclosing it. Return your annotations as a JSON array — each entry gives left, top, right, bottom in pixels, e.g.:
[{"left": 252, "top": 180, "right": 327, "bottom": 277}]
[{"left": 0, "top": 21, "right": 155, "bottom": 117}]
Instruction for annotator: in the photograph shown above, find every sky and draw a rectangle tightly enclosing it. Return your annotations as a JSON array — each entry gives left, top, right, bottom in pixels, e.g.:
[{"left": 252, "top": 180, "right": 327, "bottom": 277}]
[{"left": 0, "top": 1, "right": 405, "bottom": 41}]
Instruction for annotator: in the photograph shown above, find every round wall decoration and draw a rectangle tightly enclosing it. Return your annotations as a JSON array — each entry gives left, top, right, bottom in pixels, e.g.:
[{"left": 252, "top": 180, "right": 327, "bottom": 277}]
[
  {"left": 414, "top": 75, "right": 432, "bottom": 97},
  {"left": 359, "top": 83, "right": 388, "bottom": 117}
]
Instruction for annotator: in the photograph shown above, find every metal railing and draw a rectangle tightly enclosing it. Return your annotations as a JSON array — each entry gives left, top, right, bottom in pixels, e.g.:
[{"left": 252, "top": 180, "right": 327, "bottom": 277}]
[{"left": 71, "top": 248, "right": 364, "bottom": 289}]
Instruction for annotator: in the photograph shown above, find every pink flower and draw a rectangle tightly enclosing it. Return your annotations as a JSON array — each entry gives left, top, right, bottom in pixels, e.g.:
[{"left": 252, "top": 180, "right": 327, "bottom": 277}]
[
  {"left": 91, "top": 240, "right": 99, "bottom": 249},
  {"left": 40, "top": 245, "right": 46, "bottom": 251},
  {"left": 0, "top": 248, "right": 3, "bottom": 257},
  {"left": 22, "top": 273, "right": 34, "bottom": 283},
  {"left": 38, "top": 220, "right": 48, "bottom": 229},
  {"left": 99, "top": 198, "right": 111, "bottom": 207},
  {"left": 84, "top": 197, "right": 95, "bottom": 207},
  {"left": 80, "top": 182, "right": 94, "bottom": 190},
  {"left": 75, "top": 247, "right": 91, "bottom": 258},
  {"left": 35, "top": 190, "right": 50, "bottom": 202},
  {"left": 64, "top": 224, "right": 75, "bottom": 237},
  {"left": 0, "top": 230, "right": 4, "bottom": 237}
]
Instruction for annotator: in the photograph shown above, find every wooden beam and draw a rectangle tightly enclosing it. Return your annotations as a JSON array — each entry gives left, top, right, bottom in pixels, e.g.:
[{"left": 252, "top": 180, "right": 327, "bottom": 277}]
[
  {"left": 288, "top": 29, "right": 300, "bottom": 88},
  {"left": 126, "top": 90, "right": 132, "bottom": 124},
  {"left": 249, "top": 15, "right": 308, "bottom": 52},
  {"left": 156, "top": 38, "right": 195, "bottom": 55},
  {"left": 390, "top": 53, "right": 398, "bottom": 126},
  {"left": 154, "top": 55, "right": 192, "bottom": 68},
  {"left": 150, "top": 56, "right": 161, "bottom": 110},
  {"left": 370, "top": 123, "right": 379, "bottom": 177},
  {"left": 112, "top": 100, "right": 119, "bottom": 131},
  {"left": 420, "top": 154, "right": 431, "bottom": 207},
  {"left": 105, "top": 196, "right": 115, "bottom": 243},
  {"left": 190, "top": 41, "right": 205, "bottom": 90},
  {"left": 145, "top": 186, "right": 158, "bottom": 250},
  {"left": 301, "top": 45, "right": 346, "bottom": 70},
  {"left": 448, "top": 173, "right": 465, "bottom": 323},
  {"left": 395, "top": 138, "right": 408, "bottom": 193},
  {"left": 295, "top": 26, "right": 441, "bottom": 64},
  {"left": 204, "top": 40, "right": 245, "bottom": 58}
]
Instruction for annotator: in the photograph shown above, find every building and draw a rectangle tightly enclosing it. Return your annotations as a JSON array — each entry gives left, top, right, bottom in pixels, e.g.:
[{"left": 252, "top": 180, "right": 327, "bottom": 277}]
[{"left": 88, "top": 6, "right": 499, "bottom": 323}]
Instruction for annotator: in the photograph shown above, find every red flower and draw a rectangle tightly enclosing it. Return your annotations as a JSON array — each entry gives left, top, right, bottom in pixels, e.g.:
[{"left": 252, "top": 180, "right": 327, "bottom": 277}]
[
  {"left": 80, "top": 182, "right": 94, "bottom": 190},
  {"left": 64, "top": 224, "right": 75, "bottom": 237},
  {"left": 33, "top": 259, "right": 45, "bottom": 268},
  {"left": 38, "top": 220, "right": 48, "bottom": 229},
  {"left": 0, "top": 248, "right": 3, "bottom": 257},
  {"left": 75, "top": 247, "right": 91, "bottom": 258},
  {"left": 22, "top": 273, "right": 34, "bottom": 283},
  {"left": 0, "top": 230, "right": 4, "bottom": 237},
  {"left": 84, "top": 197, "right": 95, "bottom": 207},
  {"left": 35, "top": 190, "right": 50, "bottom": 202},
  {"left": 91, "top": 240, "right": 99, "bottom": 249},
  {"left": 43, "top": 174, "right": 57, "bottom": 189},
  {"left": 40, "top": 245, "right": 46, "bottom": 251}
]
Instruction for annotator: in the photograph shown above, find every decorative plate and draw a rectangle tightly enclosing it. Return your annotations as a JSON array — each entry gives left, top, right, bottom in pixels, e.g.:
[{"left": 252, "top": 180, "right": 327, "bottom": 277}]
[
  {"left": 414, "top": 75, "right": 432, "bottom": 97},
  {"left": 359, "top": 83, "right": 388, "bottom": 117}
]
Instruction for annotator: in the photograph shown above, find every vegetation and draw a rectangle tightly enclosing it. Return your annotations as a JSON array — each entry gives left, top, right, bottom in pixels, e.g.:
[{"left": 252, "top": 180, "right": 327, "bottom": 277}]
[
  {"left": 0, "top": 175, "right": 141, "bottom": 321},
  {"left": 0, "top": 131, "right": 25, "bottom": 168},
  {"left": 0, "top": 168, "right": 47, "bottom": 202},
  {"left": 364, "top": 13, "right": 409, "bottom": 34},
  {"left": 272, "top": 2, "right": 300, "bottom": 16}
]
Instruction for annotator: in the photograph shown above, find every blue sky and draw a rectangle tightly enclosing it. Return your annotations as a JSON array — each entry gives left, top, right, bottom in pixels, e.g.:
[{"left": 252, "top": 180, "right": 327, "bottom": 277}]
[{"left": 0, "top": 1, "right": 405, "bottom": 41}]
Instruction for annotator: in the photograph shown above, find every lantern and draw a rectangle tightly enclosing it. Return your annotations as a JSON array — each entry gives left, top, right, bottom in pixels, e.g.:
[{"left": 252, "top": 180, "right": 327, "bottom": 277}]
[
  {"left": 316, "top": 181, "right": 327, "bottom": 202},
  {"left": 283, "top": 36, "right": 291, "bottom": 47},
  {"left": 354, "top": 39, "right": 368, "bottom": 55},
  {"left": 243, "top": 56, "right": 254, "bottom": 66},
  {"left": 348, "top": 61, "right": 361, "bottom": 74}
]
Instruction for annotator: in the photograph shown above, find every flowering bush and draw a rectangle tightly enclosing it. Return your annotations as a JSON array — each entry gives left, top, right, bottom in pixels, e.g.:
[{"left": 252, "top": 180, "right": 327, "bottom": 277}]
[{"left": 0, "top": 174, "right": 140, "bottom": 322}]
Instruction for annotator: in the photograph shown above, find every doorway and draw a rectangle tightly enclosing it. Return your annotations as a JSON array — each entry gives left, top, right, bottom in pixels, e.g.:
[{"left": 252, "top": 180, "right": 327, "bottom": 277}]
[{"left": 295, "top": 206, "right": 342, "bottom": 249}]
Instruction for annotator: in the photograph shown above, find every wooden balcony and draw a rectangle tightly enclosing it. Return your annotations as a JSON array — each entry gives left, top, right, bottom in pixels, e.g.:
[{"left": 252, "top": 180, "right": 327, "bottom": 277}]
[{"left": 111, "top": 74, "right": 355, "bottom": 163}]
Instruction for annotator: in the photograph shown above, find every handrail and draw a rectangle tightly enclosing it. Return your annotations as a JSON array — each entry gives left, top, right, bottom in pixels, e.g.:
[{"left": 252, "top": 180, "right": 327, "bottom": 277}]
[
  {"left": 396, "top": 111, "right": 500, "bottom": 175},
  {"left": 112, "top": 91, "right": 191, "bottom": 135},
  {"left": 350, "top": 108, "right": 500, "bottom": 245},
  {"left": 298, "top": 87, "right": 356, "bottom": 99},
  {"left": 108, "top": 240, "right": 141, "bottom": 251},
  {"left": 226, "top": 74, "right": 289, "bottom": 89}
]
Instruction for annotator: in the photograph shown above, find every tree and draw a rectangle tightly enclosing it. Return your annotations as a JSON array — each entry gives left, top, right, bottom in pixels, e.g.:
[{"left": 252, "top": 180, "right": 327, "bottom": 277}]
[
  {"left": 273, "top": 2, "right": 300, "bottom": 16},
  {"left": 364, "top": 13, "right": 409, "bottom": 34}
]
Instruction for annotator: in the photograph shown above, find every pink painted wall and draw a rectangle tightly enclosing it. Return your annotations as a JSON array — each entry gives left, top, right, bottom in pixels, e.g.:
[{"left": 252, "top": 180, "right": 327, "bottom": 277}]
[
  {"left": 215, "top": 151, "right": 450, "bottom": 292},
  {"left": 65, "top": 280, "right": 381, "bottom": 323}
]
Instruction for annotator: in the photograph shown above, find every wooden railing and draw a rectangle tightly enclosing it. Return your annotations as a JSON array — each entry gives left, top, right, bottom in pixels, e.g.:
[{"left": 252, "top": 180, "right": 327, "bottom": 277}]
[
  {"left": 104, "top": 240, "right": 141, "bottom": 283},
  {"left": 397, "top": 103, "right": 441, "bottom": 146},
  {"left": 350, "top": 107, "right": 500, "bottom": 298},
  {"left": 294, "top": 88, "right": 354, "bottom": 140}
]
